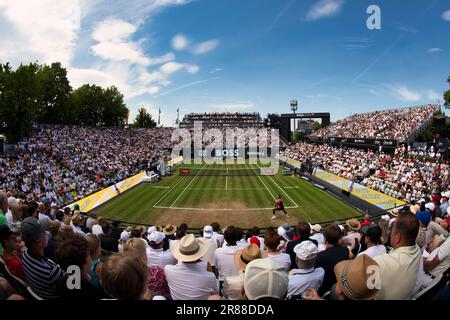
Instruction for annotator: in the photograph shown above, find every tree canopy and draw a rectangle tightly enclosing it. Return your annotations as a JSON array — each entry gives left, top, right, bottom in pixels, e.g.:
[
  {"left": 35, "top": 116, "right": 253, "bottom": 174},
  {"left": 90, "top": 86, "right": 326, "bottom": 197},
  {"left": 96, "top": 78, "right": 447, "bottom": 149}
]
[
  {"left": 131, "top": 107, "right": 157, "bottom": 128},
  {"left": 0, "top": 62, "right": 129, "bottom": 142}
]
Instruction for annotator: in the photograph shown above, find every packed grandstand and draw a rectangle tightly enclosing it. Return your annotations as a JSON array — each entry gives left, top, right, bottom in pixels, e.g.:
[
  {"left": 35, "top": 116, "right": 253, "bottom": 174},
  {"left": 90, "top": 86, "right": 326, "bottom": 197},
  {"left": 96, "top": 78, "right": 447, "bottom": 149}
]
[{"left": 2, "top": 105, "right": 450, "bottom": 301}]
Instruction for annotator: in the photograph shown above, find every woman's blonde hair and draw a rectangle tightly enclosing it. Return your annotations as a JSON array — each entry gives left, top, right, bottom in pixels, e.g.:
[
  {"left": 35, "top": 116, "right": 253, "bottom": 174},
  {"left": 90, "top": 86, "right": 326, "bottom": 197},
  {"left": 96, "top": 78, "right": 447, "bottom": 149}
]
[
  {"left": 11, "top": 203, "right": 23, "bottom": 222},
  {"left": 123, "top": 237, "right": 148, "bottom": 265},
  {"left": 378, "top": 219, "right": 389, "bottom": 245}
]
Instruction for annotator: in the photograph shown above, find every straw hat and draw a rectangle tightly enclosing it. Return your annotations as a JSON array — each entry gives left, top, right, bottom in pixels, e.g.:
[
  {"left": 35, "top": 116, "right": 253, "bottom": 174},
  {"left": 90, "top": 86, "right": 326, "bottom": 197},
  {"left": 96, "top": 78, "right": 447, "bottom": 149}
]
[
  {"left": 234, "top": 244, "right": 262, "bottom": 271},
  {"left": 172, "top": 234, "right": 206, "bottom": 262},
  {"left": 334, "top": 254, "right": 379, "bottom": 300},
  {"left": 346, "top": 218, "right": 361, "bottom": 232},
  {"left": 163, "top": 224, "right": 177, "bottom": 236}
]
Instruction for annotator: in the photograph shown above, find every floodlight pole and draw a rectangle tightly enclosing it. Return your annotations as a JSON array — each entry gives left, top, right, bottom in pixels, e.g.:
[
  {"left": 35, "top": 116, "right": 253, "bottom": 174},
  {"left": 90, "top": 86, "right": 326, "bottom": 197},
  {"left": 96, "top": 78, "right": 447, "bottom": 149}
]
[{"left": 290, "top": 99, "right": 298, "bottom": 141}]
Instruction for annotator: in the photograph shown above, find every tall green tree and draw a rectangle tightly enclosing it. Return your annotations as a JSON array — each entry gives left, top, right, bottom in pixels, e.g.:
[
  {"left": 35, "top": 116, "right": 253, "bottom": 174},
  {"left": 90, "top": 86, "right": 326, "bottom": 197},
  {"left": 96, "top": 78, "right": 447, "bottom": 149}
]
[
  {"left": 131, "top": 108, "right": 157, "bottom": 128},
  {"left": 37, "top": 62, "right": 72, "bottom": 124},
  {"left": 70, "top": 84, "right": 105, "bottom": 126},
  {"left": 102, "top": 86, "right": 129, "bottom": 127},
  {"left": 444, "top": 76, "right": 450, "bottom": 109}
]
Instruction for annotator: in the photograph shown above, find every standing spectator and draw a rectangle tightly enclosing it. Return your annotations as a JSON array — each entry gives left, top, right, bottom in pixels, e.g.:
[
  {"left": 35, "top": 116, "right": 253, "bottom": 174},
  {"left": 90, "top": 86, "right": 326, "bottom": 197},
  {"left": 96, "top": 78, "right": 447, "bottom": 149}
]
[
  {"left": 287, "top": 241, "right": 324, "bottom": 299},
  {"left": 315, "top": 224, "right": 350, "bottom": 295},
  {"left": 197, "top": 225, "right": 218, "bottom": 270},
  {"left": 243, "top": 258, "right": 288, "bottom": 300},
  {"left": 263, "top": 230, "right": 291, "bottom": 271},
  {"left": 99, "top": 221, "right": 118, "bottom": 253},
  {"left": 0, "top": 226, "right": 26, "bottom": 281},
  {"left": 359, "top": 225, "right": 386, "bottom": 258},
  {"left": 285, "top": 222, "right": 318, "bottom": 270},
  {"left": 165, "top": 234, "right": 218, "bottom": 300},
  {"left": 343, "top": 218, "right": 362, "bottom": 248},
  {"left": 110, "top": 221, "right": 122, "bottom": 240},
  {"left": 146, "top": 231, "right": 176, "bottom": 268},
  {"left": 223, "top": 243, "right": 261, "bottom": 300},
  {"left": 215, "top": 226, "right": 241, "bottom": 278},
  {"left": 21, "top": 217, "right": 64, "bottom": 299},
  {"left": 374, "top": 211, "right": 421, "bottom": 300}
]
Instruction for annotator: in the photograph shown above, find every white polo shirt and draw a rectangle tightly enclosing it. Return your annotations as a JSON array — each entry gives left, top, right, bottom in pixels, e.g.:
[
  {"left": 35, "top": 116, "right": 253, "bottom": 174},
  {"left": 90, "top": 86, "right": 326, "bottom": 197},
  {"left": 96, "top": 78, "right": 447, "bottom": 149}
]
[
  {"left": 374, "top": 244, "right": 421, "bottom": 300},
  {"left": 287, "top": 267, "right": 325, "bottom": 298},
  {"left": 164, "top": 261, "right": 218, "bottom": 300},
  {"left": 359, "top": 245, "right": 387, "bottom": 258},
  {"left": 214, "top": 245, "right": 240, "bottom": 278},
  {"left": 146, "top": 247, "right": 177, "bottom": 268},
  {"left": 427, "top": 236, "right": 450, "bottom": 277},
  {"left": 265, "top": 252, "right": 291, "bottom": 271}
]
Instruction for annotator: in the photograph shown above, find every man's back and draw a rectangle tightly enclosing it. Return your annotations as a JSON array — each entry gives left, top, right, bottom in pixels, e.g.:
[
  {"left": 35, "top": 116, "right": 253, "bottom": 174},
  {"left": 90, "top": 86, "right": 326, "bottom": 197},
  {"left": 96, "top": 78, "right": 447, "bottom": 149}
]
[
  {"left": 146, "top": 247, "right": 177, "bottom": 268},
  {"left": 215, "top": 245, "right": 240, "bottom": 278},
  {"left": 164, "top": 262, "right": 218, "bottom": 300},
  {"left": 374, "top": 244, "right": 421, "bottom": 300},
  {"left": 315, "top": 245, "right": 349, "bottom": 295},
  {"left": 22, "top": 251, "right": 64, "bottom": 299}
]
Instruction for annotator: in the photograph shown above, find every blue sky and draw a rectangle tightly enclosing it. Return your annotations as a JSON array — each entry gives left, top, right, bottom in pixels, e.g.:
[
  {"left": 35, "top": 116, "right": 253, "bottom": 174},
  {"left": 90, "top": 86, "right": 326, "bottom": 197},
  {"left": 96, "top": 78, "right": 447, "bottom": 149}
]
[{"left": 0, "top": 0, "right": 449, "bottom": 125}]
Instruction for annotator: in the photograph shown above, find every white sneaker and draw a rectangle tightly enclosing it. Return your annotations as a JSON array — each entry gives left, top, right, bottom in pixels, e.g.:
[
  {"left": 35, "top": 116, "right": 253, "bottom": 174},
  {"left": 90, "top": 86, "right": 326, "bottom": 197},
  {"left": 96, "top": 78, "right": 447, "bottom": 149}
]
[
  {"left": 286, "top": 215, "right": 290, "bottom": 218},
  {"left": 271, "top": 215, "right": 276, "bottom": 220}
]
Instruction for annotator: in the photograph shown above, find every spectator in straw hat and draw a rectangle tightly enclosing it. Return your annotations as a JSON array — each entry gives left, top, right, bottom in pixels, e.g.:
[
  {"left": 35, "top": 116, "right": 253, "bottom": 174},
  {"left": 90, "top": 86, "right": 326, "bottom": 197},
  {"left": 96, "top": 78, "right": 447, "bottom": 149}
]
[
  {"left": 165, "top": 234, "right": 218, "bottom": 300},
  {"left": 304, "top": 254, "right": 380, "bottom": 300},
  {"left": 223, "top": 243, "right": 262, "bottom": 300},
  {"left": 287, "top": 241, "right": 324, "bottom": 299},
  {"left": 146, "top": 231, "right": 176, "bottom": 268},
  {"left": 162, "top": 224, "right": 177, "bottom": 251},
  {"left": 243, "top": 258, "right": 289, "bottom": 300},
  {"left": 343, "top": 218, "right": 361, "bottom": 248}
]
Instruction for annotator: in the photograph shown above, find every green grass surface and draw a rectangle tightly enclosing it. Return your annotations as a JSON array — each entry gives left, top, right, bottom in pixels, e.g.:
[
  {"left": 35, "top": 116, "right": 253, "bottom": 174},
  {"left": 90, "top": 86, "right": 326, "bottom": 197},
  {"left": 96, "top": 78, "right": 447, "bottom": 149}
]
[{"left": 93, "top": 163, "right": 362, "bottom": 228}]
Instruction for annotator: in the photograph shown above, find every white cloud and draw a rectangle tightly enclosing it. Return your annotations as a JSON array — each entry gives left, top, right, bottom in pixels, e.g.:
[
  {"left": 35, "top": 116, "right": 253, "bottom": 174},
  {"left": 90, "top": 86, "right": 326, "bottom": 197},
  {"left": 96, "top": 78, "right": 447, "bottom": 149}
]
[
  {"left": 428, "top": 48, "right": 443, "bottom": 53},
  {"left": 442, "top": 10, "right": 450, "bottom": 21},
  {"left": 388, "top": 85, "right": 422, "bottom": 102},
  {"left": 0, "top": 0, "right": 81, "bottom": 67},
  {"left": 159, "top": 61, "right": 199, "bottom": 74},
  {"left": 306, "top": 0, "right": 344, "bottom": 21},
  {"left": 211, "top": 102, "right": 256, "bottom": 111},
  {"left": 427, "top": 90, "right": 440, "bottom": 100},
  {"left": 171, "top": 34, "right": 189, "bottom": 51},
  {"left": 193, "top": 39, "right": 220, "bottom": 54}
]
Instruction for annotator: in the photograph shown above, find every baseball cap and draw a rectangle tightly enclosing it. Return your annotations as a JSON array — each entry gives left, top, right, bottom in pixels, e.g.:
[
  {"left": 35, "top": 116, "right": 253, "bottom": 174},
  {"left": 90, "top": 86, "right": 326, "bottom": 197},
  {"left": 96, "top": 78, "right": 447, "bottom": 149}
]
[
  {"left": 120, "top": 230, "right": 130, "bottom": 242},
  {"left": 416, "top": 211, "right": 431, "bottom": 226},
  {"left": 244, "top": 258, "right": 288, "bottom": 300},
  {"left": 294, "top": 240, "right": 318, "bottom": 261},
  {"left": 311, "top": 224, "right": 322, "bottom": 233},
  {"left": 249, "top": 236, "right": 261, "bottom": 247},
  {"left": 147, "top": 226, "right": 157, "bottom": 235},
  {"left": 147, "top": 231, "right": 165, "bottom": 244},
  {"left": 425, "top": 203, "right": 435, "bottom": 211},
  {"left": 203, "top": 225, "right": 213, "bottom": 238},
  {"left": 21, "top": 217, "right": 45, "bottom": 245}
]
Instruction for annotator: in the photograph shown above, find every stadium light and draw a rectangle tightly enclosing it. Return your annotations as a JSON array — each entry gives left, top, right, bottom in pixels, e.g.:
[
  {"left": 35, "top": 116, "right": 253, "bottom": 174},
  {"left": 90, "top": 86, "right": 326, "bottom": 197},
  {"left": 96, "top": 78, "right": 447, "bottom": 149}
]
[{"left": 290, "top": 99, "right": 298, "bottom": 140}]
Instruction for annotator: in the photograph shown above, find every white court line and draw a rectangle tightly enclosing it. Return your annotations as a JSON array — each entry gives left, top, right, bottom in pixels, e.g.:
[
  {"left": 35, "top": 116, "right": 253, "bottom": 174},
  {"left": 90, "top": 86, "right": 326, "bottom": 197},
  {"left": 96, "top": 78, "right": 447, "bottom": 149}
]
[
  {"left": 186, "top": 187, "right": 266, "bottom": 191},
  {"left": 152, "top": 177, "right": 187, "bottom": 207},
  {"left": 283, "top": 186, "right": 299, "bottom": 189},
  {"left": 265, "top": 174, "right": 299, "bottom": 208},
  {"left": 153, "top": 205, "right": 298, "bottom": 211},
  {"left": 251, "top": 167, "right": 277, "bottom": 200},
  {"left": 170, "top": 165, "right": 205, "bottom": 208},
  {"left": 150, "top": 186, "right": 171, "bottom": 189}
]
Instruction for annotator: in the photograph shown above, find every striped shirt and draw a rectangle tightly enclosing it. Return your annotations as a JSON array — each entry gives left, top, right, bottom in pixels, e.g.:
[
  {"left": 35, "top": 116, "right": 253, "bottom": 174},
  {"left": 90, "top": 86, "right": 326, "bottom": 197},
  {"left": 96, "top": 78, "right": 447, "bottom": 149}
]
[{"left": 22, "top": 251, "right": 64, "bottom": 299}]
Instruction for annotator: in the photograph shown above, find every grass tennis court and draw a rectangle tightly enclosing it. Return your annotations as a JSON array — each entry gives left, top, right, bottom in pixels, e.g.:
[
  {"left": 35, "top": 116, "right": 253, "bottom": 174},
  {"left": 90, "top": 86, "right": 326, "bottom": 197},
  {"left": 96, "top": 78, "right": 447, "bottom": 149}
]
[{"left": 93, "top": 163, "right": 362, "bottom": 228}]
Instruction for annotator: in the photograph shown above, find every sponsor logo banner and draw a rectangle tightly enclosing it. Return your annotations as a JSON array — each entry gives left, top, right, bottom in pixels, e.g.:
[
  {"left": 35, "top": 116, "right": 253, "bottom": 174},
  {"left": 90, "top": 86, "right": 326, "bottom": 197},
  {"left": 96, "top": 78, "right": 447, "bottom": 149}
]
[
  {"left": 69, "top": 171, "right": 147, "bottom": 212},
  {"left": 314, "top": 169, "right": 406, "bottom": 210}
]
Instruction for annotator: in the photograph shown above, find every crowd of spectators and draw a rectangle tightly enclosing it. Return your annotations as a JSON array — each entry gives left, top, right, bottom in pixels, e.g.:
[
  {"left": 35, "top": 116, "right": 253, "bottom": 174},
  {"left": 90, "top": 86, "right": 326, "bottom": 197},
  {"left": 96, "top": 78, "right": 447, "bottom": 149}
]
[
  {"left": 282, "top": 142, "right": 450, "bottom": 203},
  {"left": 2, "top": 196, "right": 450, "bottom": 300},
  {"left": 179, "top": 112, "right": 265, "bottom": 128},
  {"left": 310, "top": 104, "right": 439, "bottom": 143},
  {"left": 0, "top": 125, "right": 174, "bottom": 208}
]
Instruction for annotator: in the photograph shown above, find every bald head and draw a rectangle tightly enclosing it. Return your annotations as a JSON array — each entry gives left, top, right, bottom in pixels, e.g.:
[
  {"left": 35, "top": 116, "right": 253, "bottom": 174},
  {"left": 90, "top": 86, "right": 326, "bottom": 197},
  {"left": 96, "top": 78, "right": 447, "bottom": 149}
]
[{"left": 391, "top": 211, "right": 419, "bottom": 248}]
